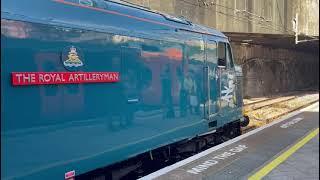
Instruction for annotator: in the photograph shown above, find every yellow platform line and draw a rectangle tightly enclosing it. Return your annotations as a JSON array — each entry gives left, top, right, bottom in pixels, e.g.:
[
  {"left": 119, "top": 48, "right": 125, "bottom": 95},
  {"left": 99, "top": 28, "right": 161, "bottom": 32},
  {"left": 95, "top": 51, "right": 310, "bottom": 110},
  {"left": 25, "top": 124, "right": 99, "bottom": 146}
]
[{"left": 248, "top": 128, "right": 319, "bottom": 180}]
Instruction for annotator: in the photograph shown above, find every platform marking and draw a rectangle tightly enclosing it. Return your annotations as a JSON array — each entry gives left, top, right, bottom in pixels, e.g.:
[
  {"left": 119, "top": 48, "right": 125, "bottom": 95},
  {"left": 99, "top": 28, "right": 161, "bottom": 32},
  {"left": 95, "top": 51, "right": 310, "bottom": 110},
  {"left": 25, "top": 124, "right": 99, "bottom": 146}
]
[
  {"left": 187, "top": 144, "right": 247, "bottom": 175},
  {"left": 248, "top": 128, "right": 319, "bottom": 180},
  {"left": 139, "top": 102, "right": 318, "bottom": 180},
  {"left": 280, "top": 117, "right": 304, "bottom": 128}
]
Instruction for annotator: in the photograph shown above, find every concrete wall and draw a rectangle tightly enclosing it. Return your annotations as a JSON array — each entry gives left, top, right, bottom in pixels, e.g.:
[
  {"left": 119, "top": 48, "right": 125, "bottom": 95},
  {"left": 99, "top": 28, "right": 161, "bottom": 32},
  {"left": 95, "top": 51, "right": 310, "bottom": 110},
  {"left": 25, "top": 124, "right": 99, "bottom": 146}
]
[
  {"left": 129, "top": 0, "right": 319, "bottom": 36},
  {"left": 231, "top": 43, "right": 319, "bottom": 97}
]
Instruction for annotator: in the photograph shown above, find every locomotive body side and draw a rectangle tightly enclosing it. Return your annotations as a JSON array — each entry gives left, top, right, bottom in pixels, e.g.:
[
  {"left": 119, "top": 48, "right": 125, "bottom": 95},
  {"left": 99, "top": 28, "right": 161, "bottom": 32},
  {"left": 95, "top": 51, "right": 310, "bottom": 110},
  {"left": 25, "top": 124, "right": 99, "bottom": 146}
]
[{"left": 1, "top": 0, "right": 244, "bottom": 179}]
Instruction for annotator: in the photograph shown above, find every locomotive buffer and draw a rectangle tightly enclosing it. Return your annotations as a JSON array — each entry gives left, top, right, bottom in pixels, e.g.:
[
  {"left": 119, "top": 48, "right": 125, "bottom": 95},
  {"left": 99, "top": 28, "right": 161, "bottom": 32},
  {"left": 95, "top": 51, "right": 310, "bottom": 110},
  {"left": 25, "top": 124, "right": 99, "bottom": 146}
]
[{"left": 140, "top": 102, "right": 319, "bottom": 180}]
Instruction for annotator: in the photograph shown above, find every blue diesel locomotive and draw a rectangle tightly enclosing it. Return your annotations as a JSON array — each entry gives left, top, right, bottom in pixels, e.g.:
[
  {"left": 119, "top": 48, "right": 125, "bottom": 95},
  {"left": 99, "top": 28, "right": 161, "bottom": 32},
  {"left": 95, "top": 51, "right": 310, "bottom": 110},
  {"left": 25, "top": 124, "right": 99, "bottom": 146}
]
[{"left": 1, "top": 0, "right": 249, "bottom": 179}]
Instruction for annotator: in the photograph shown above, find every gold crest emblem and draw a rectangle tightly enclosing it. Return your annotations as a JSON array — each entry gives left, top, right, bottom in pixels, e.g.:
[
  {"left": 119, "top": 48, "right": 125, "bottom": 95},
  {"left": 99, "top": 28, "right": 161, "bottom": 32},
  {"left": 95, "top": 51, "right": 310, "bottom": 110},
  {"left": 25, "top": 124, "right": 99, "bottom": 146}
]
[{"left": 64, "top": 46, "right": 83, "bottom": 67}]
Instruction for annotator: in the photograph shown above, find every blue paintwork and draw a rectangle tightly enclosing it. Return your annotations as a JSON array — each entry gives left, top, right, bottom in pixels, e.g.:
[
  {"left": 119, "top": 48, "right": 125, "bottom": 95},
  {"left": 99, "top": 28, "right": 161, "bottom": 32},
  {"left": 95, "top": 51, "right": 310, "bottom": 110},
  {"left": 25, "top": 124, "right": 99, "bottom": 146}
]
[{"left": 1, "top": 0, "right": 243, "bottom": 179}]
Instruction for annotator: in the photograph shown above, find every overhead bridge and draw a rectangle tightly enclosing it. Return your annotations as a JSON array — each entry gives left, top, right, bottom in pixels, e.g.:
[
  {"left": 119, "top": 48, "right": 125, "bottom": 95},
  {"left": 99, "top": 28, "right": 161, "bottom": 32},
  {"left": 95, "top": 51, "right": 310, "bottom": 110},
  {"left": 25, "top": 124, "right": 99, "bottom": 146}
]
[
  {"left": 139, "top": 102, "right": 319, "bottom": 180},
  {"left": 225, "top": 32, "right": 319, "bottom": 53}
]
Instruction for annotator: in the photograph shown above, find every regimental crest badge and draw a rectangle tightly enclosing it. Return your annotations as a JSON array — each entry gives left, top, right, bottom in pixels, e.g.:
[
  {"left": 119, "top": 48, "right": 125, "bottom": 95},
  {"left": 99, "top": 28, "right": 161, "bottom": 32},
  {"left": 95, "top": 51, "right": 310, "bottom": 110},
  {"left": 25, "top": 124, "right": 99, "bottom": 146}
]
[{"left": 64, "top": 46, "right": 83, "bottom": 67}]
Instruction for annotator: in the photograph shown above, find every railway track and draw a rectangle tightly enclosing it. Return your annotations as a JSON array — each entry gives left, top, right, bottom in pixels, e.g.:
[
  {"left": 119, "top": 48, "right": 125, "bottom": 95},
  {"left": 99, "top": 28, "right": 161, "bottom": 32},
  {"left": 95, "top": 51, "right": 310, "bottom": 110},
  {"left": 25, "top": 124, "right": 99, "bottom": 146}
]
[
  {"left": 244, "top": 98, "right": 272, "bottom": 106},
  {"left": 262, "top": 99, "right": 319, "bottom": 124},
  {"left": 242, "top": 96, "right": 319, "bottom": 134},
  {"left": 243, "top": 91, "right": 315, "bottom": 107},
  {"left": 244, "top": 96, "right": 297, "bottom": 111}
]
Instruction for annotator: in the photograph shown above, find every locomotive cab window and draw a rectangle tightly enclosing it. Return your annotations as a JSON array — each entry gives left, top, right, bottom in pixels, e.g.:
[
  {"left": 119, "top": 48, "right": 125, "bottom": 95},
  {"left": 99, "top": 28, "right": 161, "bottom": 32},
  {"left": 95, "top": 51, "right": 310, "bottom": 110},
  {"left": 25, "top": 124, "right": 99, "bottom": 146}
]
[
  {"left": 226, "top": 43, "right": 234, "bottom": 69},
  {"left": 217, "top": 42, "right": 226, "bottom": 67},
  {"left": 206, "top": 41, "right": 217, "bottom": 64}
]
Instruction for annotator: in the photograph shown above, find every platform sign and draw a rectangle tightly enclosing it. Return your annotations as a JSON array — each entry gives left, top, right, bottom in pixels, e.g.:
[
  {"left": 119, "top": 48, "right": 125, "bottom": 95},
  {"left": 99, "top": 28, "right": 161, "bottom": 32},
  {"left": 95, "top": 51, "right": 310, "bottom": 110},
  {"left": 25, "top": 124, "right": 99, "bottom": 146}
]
[{"left": 12, "top": 72, "right": 119, "bottom": 86}]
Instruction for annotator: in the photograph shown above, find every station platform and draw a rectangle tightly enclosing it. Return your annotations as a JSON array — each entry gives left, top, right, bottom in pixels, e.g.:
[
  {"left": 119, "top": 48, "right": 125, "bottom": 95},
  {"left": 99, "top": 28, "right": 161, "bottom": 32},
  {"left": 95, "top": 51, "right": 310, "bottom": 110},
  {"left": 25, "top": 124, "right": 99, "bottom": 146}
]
[{"left": 140, "top": 102, "right": 319, "bottom": 180}]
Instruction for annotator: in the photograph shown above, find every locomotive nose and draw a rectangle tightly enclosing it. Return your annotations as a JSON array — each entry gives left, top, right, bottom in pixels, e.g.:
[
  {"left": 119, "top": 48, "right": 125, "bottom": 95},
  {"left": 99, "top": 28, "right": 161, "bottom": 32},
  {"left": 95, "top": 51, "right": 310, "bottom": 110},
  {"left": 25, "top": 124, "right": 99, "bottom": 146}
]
[{"left": 240, "top": 115, "right": 250, "bottom": 127}]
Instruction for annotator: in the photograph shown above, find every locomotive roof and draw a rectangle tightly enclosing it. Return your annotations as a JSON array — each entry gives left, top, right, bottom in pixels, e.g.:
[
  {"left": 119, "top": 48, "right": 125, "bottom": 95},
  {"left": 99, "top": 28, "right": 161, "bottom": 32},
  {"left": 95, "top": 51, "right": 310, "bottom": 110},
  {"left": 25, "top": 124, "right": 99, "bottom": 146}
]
[
  {"left": 2, "top": 0, "right": 227, "bottom": 39},
  {"left": 102, "top": 0, "right": 227, "bottom": 38}
]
